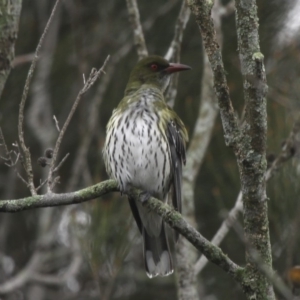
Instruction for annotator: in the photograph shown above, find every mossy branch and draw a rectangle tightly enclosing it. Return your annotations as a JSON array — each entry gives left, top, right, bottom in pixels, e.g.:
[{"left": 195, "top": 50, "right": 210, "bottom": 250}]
[{"left": 0, "top": 179, "right": 242, "bottom": 282}]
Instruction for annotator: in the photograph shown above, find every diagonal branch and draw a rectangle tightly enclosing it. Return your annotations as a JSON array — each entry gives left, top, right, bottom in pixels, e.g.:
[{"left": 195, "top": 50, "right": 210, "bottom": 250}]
[
  {"left": 186, "top": 0, "right": 240, "bottom": 150},
  {"left": 18, "top": 0, "right": 62, "bottom": 196},
  {"left": 126, "top": 0, "right": 148, "bottom": 59},
  {"left": 165, "top": 1, "right": 191, "bottom": 62}
]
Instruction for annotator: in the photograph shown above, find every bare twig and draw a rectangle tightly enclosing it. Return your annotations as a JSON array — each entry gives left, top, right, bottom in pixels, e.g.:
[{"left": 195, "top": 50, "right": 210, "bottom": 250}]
[
  {"left": 28, "top": 2, "right": 62, "bottom": 149},
  {"left": 47, "top": 56, "right": 110, "bottom": 193},
  {"left": 53, "top": 115, "right": 60, "bottom": 132},
  {"left": 36, "top": 178, "right": 48, "bottom": 192},
  {"left": 12, "top": 53, "right": 35, "bottom": 67},
  {"left": 53, "top": 153, "right": 70, "bottom": 174},
  {"left": 126, "top": 0, "right": 148, "bottom": 59},
  {"left": 18, "top": 0, "right": 62, "bottom": 196}
]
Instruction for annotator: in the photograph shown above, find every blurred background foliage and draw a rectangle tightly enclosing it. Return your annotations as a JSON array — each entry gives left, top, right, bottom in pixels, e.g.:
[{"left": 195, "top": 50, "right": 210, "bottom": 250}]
[{"left": 1, "top": 0, "right": 300, "bottom": 299}]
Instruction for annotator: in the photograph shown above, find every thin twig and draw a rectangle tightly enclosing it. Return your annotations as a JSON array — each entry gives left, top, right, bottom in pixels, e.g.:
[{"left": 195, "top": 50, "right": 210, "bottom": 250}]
[
  {"left": 18, "top": 0, "right": 62, "bottom": 196},
  {"left": 53, "top": 153, "right": 69, "bottom": 173},
  {"left": 126, "top": 0, "right": 148, "bottom": 59},
  {"left": 47, "top": 56, "right": 110, "bottom": 193},
  {"left": 12, "top": 53, "right": 35, "bottom": 67},
  {"left": 53, "top": 115, "right": 60, "bottom": 132},
  {"left": 36, "top": 178, "right": 48, "bottom": 192}
]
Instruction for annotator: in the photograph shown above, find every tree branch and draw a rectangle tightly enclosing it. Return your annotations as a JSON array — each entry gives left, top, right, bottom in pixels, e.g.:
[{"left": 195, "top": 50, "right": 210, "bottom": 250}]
[
  {"left": 186, "top": 0, "right": 240, "bottom": 149},
  {"left": 235, "top": 0, "right": 274, "bottom": 298},
  {"left": 0, "top": 180, "right": 118, "bottom": 212},
  {"left": 165, "top": 1, "right": 191, "bottom": 62},
  {"left": 0, "top": 180, "right": 243, "bottom": 284},
  {"left": 18, "top": 0, "right": 62, "bottom": 196},
  {"left": 126, "top": 0, "right": 148, "bottom": 59}
]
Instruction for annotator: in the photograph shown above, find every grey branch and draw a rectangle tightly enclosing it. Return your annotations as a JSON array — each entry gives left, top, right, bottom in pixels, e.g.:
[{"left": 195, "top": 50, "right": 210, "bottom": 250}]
[
  {"left": 0, "top": 180, "right": 119, "bottom": 212},
  {"left": 165, "top": 1, "right": 191, "bottom": 61},
  {"left": 186, "top": 0, "right": 240, "bottom": 150},
  {"left": 126, "top": 0, "right": 148, "bottom": 59}
]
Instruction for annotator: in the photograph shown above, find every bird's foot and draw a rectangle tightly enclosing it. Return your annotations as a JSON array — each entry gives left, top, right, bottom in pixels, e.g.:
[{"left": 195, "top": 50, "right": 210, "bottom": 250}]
[{"left": 139, "top": 191, "right": 151, "bottom": 203}]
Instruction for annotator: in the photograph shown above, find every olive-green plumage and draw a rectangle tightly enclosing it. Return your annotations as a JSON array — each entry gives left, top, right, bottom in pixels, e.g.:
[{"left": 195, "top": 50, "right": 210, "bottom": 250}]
[{"left": 103, "top": 55, "right": 190, "bottom": 278}]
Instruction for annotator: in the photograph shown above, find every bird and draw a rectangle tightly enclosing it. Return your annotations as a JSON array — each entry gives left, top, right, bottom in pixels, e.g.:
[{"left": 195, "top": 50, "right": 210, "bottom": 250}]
[{"left": 103, "top": 55, "right": 190, "bottom": 278}]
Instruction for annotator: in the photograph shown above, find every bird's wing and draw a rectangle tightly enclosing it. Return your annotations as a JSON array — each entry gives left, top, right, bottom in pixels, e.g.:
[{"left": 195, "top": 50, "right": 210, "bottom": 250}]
[
  {"left": 166, "top": 118, "right": 187, "bottom": 216},
  {"left": 128, "top": 196, "right": 142, "bottom": 234}
]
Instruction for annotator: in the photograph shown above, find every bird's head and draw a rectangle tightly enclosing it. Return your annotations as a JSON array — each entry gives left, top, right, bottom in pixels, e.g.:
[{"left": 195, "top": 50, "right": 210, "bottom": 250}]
[{"left": 125, "top": 55, "right": 191, "bottom": 95}]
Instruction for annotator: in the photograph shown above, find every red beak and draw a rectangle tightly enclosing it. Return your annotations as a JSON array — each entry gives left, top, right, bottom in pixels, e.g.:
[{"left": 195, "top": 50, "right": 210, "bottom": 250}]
[{"left": 165, "top": 62, "right": 191, "bottom": 74}]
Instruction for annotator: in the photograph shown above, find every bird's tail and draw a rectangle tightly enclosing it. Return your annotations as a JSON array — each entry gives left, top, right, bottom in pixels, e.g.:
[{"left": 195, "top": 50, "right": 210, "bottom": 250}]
[{"left": 143, "top": 223, "right": 173, "bottom": 278}]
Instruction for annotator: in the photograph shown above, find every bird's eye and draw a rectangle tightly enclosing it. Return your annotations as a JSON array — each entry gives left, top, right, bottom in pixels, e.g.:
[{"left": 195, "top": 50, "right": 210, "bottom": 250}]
[{"left": 151, "top": 64, "right": 158, "bottom": 71}]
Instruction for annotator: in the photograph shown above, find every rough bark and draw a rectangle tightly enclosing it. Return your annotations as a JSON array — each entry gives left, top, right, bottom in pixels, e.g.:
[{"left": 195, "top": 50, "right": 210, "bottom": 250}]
[{"left": 235, "top": 1, "right": 275, "bottom": 299}]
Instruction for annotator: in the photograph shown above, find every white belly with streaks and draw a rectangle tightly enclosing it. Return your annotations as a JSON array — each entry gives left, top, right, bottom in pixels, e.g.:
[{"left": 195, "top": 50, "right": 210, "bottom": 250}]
[{"left": 104, "top": 105, "right": 171, "bottom": 200}]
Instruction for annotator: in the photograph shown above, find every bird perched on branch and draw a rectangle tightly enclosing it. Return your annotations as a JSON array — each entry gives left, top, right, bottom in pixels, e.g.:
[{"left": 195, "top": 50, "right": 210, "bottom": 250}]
[{"left": 103, "top": 55, "right": 190, "bottom": 278}]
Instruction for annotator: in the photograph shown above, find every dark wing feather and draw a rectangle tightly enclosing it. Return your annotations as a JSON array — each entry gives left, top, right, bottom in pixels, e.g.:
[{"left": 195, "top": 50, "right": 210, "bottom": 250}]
[
  {"left": 166, "top": 120, "right": 187, "bottom": 215},
  {"left": 128, "top": 196, "right": 142, "bottom": 234}
]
